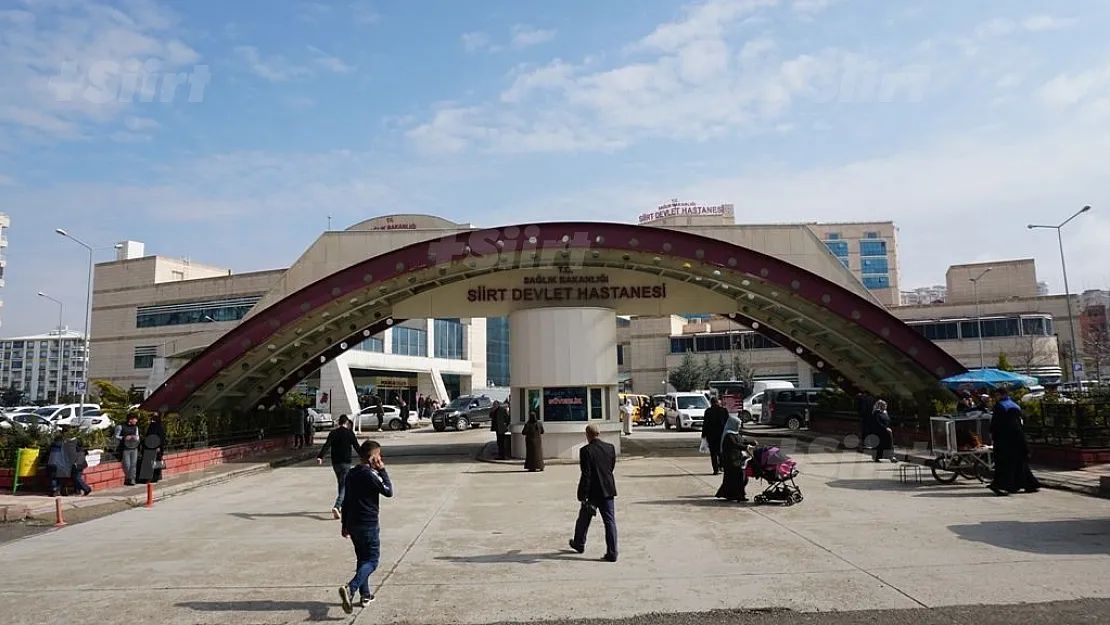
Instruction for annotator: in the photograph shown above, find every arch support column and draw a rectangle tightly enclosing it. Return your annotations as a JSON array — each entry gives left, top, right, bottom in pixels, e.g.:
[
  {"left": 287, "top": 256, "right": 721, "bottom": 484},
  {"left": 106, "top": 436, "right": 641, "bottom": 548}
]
[{"left": 508, "top": 307, "right": 622, "bottom": 459}]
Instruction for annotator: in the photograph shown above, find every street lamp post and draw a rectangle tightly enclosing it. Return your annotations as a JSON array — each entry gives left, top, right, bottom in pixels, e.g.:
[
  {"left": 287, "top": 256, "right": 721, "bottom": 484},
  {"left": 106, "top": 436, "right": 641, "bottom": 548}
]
[
  {"left": 1028, "top": 205, "right": 1093, "bottom": 381},
  {"left": 37, "top": 292, "right": 64, "bottom": 403},
  {"left": 969, "top": 267, "right": 992, "bottom": 370},
  {"left": 55, "top": 229, "right": 122, "bottom": 421}
]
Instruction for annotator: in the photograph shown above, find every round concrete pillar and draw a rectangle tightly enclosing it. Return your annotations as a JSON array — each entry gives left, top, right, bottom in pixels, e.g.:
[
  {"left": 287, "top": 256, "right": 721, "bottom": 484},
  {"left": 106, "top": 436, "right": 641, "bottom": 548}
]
[{"left": 508, "top": 307, "right": 621, "bottom": 459}]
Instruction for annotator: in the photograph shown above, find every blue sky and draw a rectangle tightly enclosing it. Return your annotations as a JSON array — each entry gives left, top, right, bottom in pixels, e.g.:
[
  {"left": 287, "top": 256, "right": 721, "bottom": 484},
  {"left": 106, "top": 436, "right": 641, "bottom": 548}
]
[{"left": 1, "top": 0, "right": 1109, "bottom": 336}]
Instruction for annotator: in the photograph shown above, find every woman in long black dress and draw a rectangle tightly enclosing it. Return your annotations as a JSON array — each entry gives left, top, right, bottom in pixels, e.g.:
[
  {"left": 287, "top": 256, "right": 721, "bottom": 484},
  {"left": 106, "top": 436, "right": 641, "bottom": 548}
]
[
  {"left": 988, "top": 387, "right": 1040, "bottom": 496},
  {"left": 715, "top": 415, "right": 750, "bottom": 502},
  {"left": 522, "top": 412, "right": 544, "bottom": 472},
  {"left": 140, "top": 413, "right": 167, "bottom": 484}
]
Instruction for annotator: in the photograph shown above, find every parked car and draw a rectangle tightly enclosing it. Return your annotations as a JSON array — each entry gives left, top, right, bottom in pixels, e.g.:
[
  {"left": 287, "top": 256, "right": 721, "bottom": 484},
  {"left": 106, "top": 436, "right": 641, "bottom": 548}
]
[
  {"left": 74, "top": 410, "right": 114, "bottom": 432},
  {"left": 663, "top": 392, "right": 710, "bottom": 431},
  {"left": 761, "top": 388, "right": 821, "bottom": 431},
  {"left": 355, "top": 405, "right": 407, "bottom": 431},
  {"left": 6, "top": 413, "right": 57, "bottom": 432},
  {"left": 31, "top": 403, "right": 101, "bottom": 427},
  {"left": 307, "top": 408, "right": 334, "bottom": 431},
  {"left": 432, "top": 395, "right": 494, "bottom": 432},
  {"left": 741, "top": 391, "right": 766, "bottom": 423}
]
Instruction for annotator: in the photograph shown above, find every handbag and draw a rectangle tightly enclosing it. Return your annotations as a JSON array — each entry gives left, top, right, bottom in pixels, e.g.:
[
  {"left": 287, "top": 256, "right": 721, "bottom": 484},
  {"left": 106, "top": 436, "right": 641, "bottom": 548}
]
[
  {"left": 153, "top": 460, "right": 166, "bottom": 470},
  {"left": 580, "top": 501, "right": 597, "bottom": 518},
  {"left": 698, "top": 438, "right": 711, "bottom": 454}
]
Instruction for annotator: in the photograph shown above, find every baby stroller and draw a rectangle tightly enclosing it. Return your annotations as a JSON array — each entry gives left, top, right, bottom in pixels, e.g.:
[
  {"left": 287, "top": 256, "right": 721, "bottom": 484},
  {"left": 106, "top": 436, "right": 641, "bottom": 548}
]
[{"left": 746, "top": 446, "right": 803, "bottom": 506}]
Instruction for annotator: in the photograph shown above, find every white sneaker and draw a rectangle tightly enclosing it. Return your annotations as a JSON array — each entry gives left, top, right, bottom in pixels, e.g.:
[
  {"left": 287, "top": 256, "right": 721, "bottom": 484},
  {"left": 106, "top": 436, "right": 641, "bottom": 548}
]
[
  {"left": 338, "top": 586, "right": 353, "bottom": 614},
  {"left": 331, "top": 507, "right": 340, "bottom": 520}
]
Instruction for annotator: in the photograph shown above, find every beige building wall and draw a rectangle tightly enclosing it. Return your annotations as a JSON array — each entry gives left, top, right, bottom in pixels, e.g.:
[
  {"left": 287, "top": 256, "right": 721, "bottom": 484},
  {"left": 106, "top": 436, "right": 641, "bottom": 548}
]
[{"left": 946, "top": 259, "right": 1039, "bottom": 304}]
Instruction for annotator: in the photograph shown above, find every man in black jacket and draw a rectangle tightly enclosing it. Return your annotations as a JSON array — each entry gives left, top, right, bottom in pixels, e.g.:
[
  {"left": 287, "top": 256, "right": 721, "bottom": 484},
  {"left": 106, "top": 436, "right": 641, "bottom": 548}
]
[
  {"left": 701, "top": 397, "right": 728, "bottom": 475},
  {"left": 338, "top": 440, "right": 393, "bottom": 613},
  {"left": 568, "top": 424, "right": 618, "bottom": 562},
  {"left": 317, "top": 415, "right": 361, "bottom": 519},
  {"left": 490, "top": 400, "right": 511, "bottom": 459}
]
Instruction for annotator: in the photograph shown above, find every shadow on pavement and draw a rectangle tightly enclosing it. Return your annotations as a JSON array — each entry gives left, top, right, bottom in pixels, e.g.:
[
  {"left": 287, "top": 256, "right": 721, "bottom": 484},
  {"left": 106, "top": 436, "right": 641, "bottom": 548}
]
[
  {"left": 824, "top": 478, "right": 940, "bottom": 491},
  {"left": 436, "top": 549, "right": 582, "bottom": 564},
  {"left": 633, "top": 497, "right": 745, "bottom": 508},
  {"left": 228, "top": 511, "right": 334, "bottom": 521},
  {"left": 176, "top": 600, "right": 343, "bottom": 622},
  {"left": 949, "top": 519, "right": 1110, "bottom": 555}
]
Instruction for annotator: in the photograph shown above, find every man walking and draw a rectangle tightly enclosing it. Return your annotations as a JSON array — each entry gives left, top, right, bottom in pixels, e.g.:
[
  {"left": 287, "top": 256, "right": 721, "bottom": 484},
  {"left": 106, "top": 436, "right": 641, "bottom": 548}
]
[
  {"left": 317, "top": 415, "right": 361, "bottom": 519},
  {"left": 339, "top": 440, "right": 393, "bottom": 613},
  {"left": 491, "top": 400, "right": 511, "bottom": 460},
  {"left": 701, "top": 396, "right": 728, "bottom": 476},
  {"left": 568, "top": 424, "right": 618, "bottom": 562}
]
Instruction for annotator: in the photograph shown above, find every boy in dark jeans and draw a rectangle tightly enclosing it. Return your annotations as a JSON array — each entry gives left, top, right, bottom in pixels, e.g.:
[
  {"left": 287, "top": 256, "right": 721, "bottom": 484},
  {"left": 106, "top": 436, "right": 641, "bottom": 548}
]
[{"left": 339, "top": 440, "right": 393, "bottom": 613}]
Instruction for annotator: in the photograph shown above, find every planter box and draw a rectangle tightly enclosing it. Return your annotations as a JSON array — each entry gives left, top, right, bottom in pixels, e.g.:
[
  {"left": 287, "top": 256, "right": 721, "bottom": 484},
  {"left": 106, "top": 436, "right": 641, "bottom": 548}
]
[{"left": 1, "top": 436, "right": 294, "bottom": 492}]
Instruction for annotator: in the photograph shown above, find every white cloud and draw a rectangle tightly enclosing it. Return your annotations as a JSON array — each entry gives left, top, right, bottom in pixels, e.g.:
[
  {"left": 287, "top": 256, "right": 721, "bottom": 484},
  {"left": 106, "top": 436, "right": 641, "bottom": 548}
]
[
  {"left": 510, "top": 25, "right": 556, "bottom": 48},
  {"left": 349, "top": 1, "right": 380, "bottom": 25},
  {"left": 234, "top": 45, "right": 353, "bottom": 81},
  {"left": 461, "top": 32, "right": 492, "bottom": 52},
  {"left": 411, "top": 0, "right": 931, "bottom": 154},
  {"left": 792, "top": 0, "right": 838, "bottom": 16},
  {"left": 1022, "top": 15, "right": 1075, "bottom": 32},
  {"left": 1037, "top": 61, "right": 1110, "bottom": 109},
  {"left": 0, "top": 0, "right": 200, "bottom": 141},
  {"left": 0, "top": 174, "right": 17, "bottom": 187}
]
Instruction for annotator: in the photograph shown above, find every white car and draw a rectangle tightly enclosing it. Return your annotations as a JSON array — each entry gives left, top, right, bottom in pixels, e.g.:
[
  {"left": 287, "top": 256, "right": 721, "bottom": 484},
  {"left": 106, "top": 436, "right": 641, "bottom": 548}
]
[
  {"left": 31, "top": 403, "right": 102, "bottom": 427},
  {"left": 4, "top": 412, "right": 57, "bottom": 432},
  {"left": 356, "top": 404, "right": 408, "bottom": 431},
  {"left": 307, "top": 408, "right": 334, "bottom": 431},
  {"left": 663, "top": 392, "right": 710, "bottom": 431},
  {"left": 741, "top": 392, "right": 765, "bottom": 423},
  {"left": 74, "top": 410, "right": 115, "bottom": 432}
]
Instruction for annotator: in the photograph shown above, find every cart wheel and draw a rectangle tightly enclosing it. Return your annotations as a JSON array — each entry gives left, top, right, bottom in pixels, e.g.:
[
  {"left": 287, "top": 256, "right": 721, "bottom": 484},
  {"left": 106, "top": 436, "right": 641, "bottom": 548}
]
[
  {"left": 930, "top": 458, "right": 960, "bottom": 484},
  {"left": 754, "top": 495, "right": 766, "bottom": 504},
  {"left": 973, "top": 461, "right": 994, "bottom": 484}
]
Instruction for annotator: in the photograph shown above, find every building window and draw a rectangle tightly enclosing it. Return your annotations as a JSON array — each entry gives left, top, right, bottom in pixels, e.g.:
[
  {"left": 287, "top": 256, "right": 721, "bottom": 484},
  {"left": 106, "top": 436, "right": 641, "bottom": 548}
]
[
  {"left": 136, "top": 295, "right": 262, "bottom": 328},
  {"left": 357, "top": 337, "right": 384, "bottom": 352},
  {"left": 486, "top": 317, "right": 510, "bottom": 386},
  {"left": 670, "top": 332, "right": 779, "bottom": 354},
  {"left": 133, "top": 345, "right": 158, "bottom": 370},
  {"left": 826, "top": 232, "right": 841, "bottom": 240},
  {"left": 864, "top": 231, "right": 879, "bottom": 239},
  {"left": 1021, "top": 316, "right": 1053, "bottom": 336},
  {"left": 391, "top": 327, "right": 427, "bottom": 357},
  {"left": 960, "top": 317, "right": 1022, "bottom": 339},
  {"left": 909, "top": 321, "right": 959, "bottom": 341},
  {"left": 617, "top": 344, "right": 624, "bottom": 366},
  {"left": 862, "top": 275, "right": 890, "bottom": 289},
  {"left": 858, "top": 240, "right": 887, "bottom": 257},
  {"left": 433, "top": 319, "right": 466, "bottom": 360},
  {"left": 860, "top": 257, "right": 889, "bottom": 275},
  {"left": 825, "top": 241, "right": 849, "bottom": 257},
  {"left": 590, "top": 388, "right": 604, "bottom": 420}
]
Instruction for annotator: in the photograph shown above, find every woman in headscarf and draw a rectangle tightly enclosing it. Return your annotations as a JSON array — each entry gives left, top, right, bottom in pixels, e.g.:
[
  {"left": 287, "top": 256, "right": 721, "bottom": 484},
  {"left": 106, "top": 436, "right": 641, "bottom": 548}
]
[
  {"left": 141, "top": 413, "right": 167, "bottom": 483},
  {"left": 715, "top": 414, "right": 750, "bottom": 502},
  {"left": 522, "top": 412, "right": 545, "bottom": 472}
]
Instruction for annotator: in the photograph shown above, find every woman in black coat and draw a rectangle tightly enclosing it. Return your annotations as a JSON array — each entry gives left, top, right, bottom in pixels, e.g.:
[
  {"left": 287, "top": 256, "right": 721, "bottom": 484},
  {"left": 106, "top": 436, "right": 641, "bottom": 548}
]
[{"left": 140, "top": 414, "right": 167, "bottom": 483}]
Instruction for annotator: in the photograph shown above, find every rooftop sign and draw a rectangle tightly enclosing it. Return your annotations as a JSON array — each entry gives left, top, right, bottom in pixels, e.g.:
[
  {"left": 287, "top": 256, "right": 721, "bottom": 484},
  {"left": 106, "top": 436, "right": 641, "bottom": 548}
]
[{"left": 638, "top": 200, "right": 735, "bottom": 224}]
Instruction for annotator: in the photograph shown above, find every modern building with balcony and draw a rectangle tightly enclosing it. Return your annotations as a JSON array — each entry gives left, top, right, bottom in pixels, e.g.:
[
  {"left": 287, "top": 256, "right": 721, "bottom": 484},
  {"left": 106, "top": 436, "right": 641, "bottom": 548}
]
[{"left": 0, "top": 329, "right": 88, "bottom": 404}]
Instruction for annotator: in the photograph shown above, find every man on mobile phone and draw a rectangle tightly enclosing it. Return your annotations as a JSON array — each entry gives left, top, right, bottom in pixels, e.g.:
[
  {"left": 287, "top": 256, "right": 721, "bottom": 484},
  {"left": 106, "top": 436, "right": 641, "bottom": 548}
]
[{"left": 338, "top": 440, "right": 393, "bottom": 614}]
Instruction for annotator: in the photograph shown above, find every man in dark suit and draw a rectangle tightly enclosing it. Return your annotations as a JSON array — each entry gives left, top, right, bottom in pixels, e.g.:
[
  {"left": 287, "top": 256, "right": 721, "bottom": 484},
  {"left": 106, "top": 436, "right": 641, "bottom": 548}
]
[
  {"left": 701, "top": 396, "right": 728, "bottom": 475},
  {"left": 490, "top": 400, "right": 511, "bottom": 460},
  {"left": 568, "top": 424, "right": 618, "bottom": 562}
]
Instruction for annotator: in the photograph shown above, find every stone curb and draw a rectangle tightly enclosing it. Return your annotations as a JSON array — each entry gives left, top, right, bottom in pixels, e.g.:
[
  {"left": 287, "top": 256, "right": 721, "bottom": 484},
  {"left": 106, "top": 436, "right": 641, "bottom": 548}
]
[{"left": 12, "top": 448, "right": 319, "bottom": 522}]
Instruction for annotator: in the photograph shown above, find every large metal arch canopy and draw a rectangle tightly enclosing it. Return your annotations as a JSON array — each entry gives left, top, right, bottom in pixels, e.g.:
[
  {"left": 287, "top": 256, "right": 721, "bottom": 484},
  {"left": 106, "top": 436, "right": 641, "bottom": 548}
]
[{"left": 141, "top": 222, "right": 965, "bottom": 416}]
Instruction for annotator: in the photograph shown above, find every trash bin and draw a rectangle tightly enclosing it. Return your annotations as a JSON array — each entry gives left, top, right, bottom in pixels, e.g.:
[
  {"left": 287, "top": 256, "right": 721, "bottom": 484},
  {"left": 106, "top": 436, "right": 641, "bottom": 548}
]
[{"left": 12, "top": 447, "right": 40, "bottom": 494}]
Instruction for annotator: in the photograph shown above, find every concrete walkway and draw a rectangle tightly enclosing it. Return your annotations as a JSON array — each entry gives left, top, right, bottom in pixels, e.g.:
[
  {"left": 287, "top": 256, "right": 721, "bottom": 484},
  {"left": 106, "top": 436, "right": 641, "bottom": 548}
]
[{"left": 2, "top": 430, "right": 1109, "bottom": 625}]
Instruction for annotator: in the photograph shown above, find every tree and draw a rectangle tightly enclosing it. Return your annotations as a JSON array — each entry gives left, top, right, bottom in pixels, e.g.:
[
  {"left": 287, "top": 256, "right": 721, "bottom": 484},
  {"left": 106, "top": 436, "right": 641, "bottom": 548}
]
[
  {"left": 1083, "top": 326, "right": 1110, "bottom": 380},
  {"left": 281, "top": 391, "right": 313, "bottom": 409},
  {"left": 1012, "top": 335, "right": 1054, "bottom": 375},
  {"left": 127, "top": 385, "right": 146, "bottom": 405},
  {"left": 668, "top": 353, "right": 703, "bottom": 392},
  {"left": 2, "top": 385, "right": 24, "bottom": 407},
  {"left": 730, "top": 357, "right": 756, "bottom": 392},
  {"left": 701, "top": 355, "right": 732, "bottom": 386},
  {"left": 92, "top": 379, "right": 132, "bottom": 414},
  {"left": 995, "top": 352, "right": 1014, "bottom": 372}
]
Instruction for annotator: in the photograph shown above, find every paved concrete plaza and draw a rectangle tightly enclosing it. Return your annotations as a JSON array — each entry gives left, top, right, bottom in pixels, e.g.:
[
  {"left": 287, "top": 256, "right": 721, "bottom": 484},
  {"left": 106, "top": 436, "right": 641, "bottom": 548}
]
[{"left": 2, "top": 428, "right": 1109, "bottom": 625}]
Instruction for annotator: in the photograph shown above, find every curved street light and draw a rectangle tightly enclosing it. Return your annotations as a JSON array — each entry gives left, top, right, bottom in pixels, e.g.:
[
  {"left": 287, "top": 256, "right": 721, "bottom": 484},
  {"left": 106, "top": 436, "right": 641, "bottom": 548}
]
[{"left": 1027, "top": 205, "right": 1093, "bottom": 381}]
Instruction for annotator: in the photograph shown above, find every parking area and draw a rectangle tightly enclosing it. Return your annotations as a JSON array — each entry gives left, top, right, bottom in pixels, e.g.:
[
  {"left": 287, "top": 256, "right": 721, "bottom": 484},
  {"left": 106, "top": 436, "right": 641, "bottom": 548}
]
[{"left": 3, "top": 430, "right": 1110, "bottom": 625}]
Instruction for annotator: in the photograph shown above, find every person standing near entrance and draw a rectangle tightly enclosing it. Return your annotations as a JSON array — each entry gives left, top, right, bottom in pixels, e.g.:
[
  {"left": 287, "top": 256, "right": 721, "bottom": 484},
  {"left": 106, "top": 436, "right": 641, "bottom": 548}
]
[
  {"left": 338, "top": 440, "right": 393, "bottom": 613},
  {"left": 491, "top": 400, "right": 511, "bottom": 460},
  {"left": 399, "top": 398, "right": 410, "bottom": 430},
  {"left": 292, "top": 406, "right": 306, "bottom": 449},
  {"left": 318, "top": 416, "right": 361, "bottom": 519},
  {"left": 619, "top": 398, "right": 633, "bottom": 435},
  {"left": 114, "top": 412, "right": 142, "bottom": 485},
  {"left": 522, "top": 412, "right": 545, "bottom": 472},
  {"left": 569, "top": 424, "right": 618, "bottom": 562},
  {"left": 701, "top": 397, "right": 728, "bottom": 475}
]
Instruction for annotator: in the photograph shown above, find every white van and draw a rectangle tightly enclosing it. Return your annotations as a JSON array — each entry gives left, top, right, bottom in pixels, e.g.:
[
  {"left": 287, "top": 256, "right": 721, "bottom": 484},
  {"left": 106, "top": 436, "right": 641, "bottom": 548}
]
[
  {"left": 663, "top": 392, "right": 710, "bottom": 431},
  {"left": 33, "top": 404, "right": 102, "bottom": 427},
  {"left": 741, "top": 381, "right": 794, "bottom": 422}
]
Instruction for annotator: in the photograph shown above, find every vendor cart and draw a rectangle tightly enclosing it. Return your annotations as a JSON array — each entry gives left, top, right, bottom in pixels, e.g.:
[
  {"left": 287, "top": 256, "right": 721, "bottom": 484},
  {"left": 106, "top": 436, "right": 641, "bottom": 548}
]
[{"left": 929, "top": 413, "right": 995, "bottom": 484}]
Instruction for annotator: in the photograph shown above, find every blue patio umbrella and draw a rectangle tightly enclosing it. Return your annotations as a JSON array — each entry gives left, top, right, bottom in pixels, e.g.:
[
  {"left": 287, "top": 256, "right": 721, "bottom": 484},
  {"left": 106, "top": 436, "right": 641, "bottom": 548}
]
[{"left": 939, "top": 368, "right": 1039, "bottom": 392}]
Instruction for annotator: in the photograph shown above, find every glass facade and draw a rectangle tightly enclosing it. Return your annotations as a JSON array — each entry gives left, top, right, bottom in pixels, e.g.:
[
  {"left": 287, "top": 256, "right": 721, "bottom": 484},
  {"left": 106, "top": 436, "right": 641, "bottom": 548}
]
[
  {"left": 670, "top": 332, "right": 780, "bottom": 354},
  {"left": 433, "top": 319, "right": 466, "bottom": 360},
  {"left": 136, "top": 295, "right": 262, "bottom": 328},
  {"left": 486, "top": 316, "right": 510, "bottom": 386},
  {"left": 858, "top": 240, "right": 887, "bottom": 257},
  {"left": 862, "top": 275, "right": 890, "bottom": 289},
  {"left": 133, "top": 345, "right": 157, "bottom": 370},
  {"left": 392, "top": 326, "right": 427, "bottom": 357},
  {"left": 860, "top": 257, "right": 889, "bottom": 275},
  {"left": 825, "top": 241, "right": 849, "bottom": 257},
  {"left": 356, "top": 336, "right": 384, "bottom": 352},
  {"left": 908, "top": 315, "right": 1053, "bottom": 341}
]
